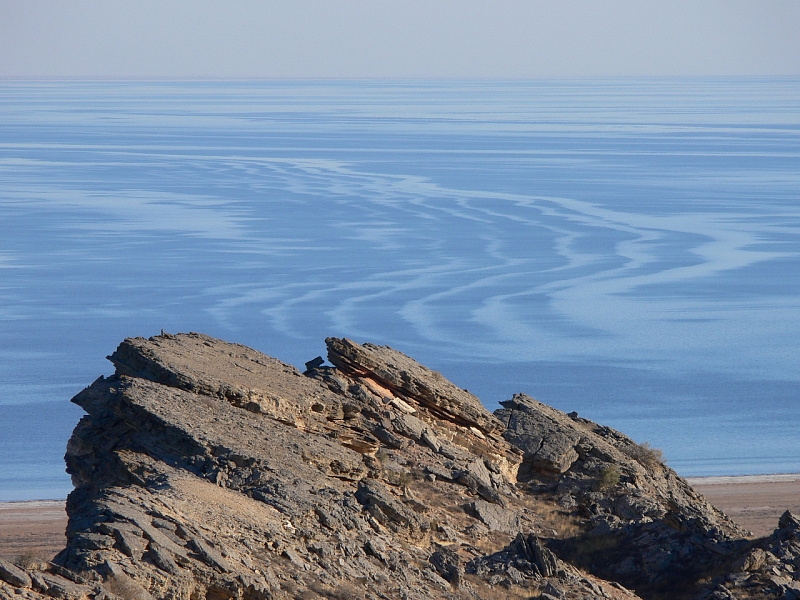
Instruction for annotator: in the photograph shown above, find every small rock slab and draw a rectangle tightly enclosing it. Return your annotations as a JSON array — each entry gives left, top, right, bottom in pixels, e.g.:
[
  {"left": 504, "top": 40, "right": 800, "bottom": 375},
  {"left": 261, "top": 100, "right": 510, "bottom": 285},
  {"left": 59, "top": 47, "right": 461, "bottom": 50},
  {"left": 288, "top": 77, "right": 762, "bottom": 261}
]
[
  {"left": 466, "top": 499, "right": 520, "bottom": 533},
  {"left": 326, "top": 337, "right": 501, "bottom": 434},
  {"left": 0, "top": 557, "right": 31, "bottom": 589}
]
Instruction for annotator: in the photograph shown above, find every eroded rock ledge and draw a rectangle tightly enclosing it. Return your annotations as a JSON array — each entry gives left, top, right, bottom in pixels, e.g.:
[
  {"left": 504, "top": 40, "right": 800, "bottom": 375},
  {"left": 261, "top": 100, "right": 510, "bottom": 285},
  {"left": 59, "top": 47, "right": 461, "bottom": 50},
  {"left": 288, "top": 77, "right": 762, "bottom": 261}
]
[{"left": 1, "top": 333, "right": 797, "bottom": 600}]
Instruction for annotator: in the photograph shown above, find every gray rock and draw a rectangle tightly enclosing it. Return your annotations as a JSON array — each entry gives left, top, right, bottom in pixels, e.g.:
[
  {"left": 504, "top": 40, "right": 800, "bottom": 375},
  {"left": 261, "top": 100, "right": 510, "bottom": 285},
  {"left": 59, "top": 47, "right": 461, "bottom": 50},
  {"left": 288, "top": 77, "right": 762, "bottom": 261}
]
[
  {"left": 0, "top": 557, "right": 32, "bottom": 589},
  {"left": 355, "top": 478, "right": 423, "bottom": 533},
  {"left": 511, "top": 533, "right": 558, "bottom": 577},
  {"left": 495, "top": 394, "right": 580, "bottom": 473},
  {"left": 467, "top": 532, "right": 559, "bottom": 582},
  {"left": 391, "top": 412, "right": 427, "bottom": 441},
  {"left": 34, "top": 572, "right": 92, "bottom": 600},
  {"left": 779, "top": 511, "right": 800, "bottom": 539},
  {"left": 429, "top": 546, "right": 463, "bottom": 586},
  {"left": 466, "top": 499, "right": 520, "bottom": 532},
  {"left": 145, "top": 541, "right": 181, "bottom": 575}
]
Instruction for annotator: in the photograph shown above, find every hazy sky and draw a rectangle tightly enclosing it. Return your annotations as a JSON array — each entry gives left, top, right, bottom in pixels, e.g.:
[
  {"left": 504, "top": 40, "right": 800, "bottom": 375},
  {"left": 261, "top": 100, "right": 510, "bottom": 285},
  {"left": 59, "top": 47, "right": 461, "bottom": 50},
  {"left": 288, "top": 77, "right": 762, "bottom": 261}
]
[{"left": 2, "top": 0, "right": 799, "bottom": 78}]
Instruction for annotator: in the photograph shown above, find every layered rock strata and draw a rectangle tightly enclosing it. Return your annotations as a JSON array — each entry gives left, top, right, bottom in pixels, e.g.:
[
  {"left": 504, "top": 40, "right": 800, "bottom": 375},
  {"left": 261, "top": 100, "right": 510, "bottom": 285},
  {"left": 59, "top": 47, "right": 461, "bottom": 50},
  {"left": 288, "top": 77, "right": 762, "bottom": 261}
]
[{"left": 1, "top": 333, "right": 797, "bottom": 600}]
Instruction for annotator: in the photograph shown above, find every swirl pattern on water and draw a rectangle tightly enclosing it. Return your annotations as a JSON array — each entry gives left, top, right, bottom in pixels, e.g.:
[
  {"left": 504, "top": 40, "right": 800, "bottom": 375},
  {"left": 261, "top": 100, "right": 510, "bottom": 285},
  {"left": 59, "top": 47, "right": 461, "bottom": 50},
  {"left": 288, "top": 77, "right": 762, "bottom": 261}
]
[{"left": 1, "top": 79, "right": 799, "bottom": 498}]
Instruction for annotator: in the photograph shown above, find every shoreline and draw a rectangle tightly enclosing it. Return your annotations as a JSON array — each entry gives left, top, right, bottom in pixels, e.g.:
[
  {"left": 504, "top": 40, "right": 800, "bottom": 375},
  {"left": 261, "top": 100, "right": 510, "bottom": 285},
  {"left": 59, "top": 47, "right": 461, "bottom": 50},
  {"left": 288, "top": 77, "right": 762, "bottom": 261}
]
[{"left": 685, "top": 472, "right": 800, "bottom": 485}]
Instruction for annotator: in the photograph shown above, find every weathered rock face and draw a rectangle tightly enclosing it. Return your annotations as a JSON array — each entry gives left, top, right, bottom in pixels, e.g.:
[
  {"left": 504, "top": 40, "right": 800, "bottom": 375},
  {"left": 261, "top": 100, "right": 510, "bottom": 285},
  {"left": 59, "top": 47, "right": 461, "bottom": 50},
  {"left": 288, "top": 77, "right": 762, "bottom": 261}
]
[
  {"left": 1, "top": 332, "right": 797, "bottom": 600},
  {"left": 325, "top": 337, "right": 503, "bottom": 436}
]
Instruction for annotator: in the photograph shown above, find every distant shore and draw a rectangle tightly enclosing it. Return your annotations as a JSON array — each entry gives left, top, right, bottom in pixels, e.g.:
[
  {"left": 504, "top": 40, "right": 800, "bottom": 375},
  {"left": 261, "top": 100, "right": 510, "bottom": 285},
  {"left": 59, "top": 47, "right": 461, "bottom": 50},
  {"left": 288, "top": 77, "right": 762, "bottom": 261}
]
[
  {"left": 1, "top": 473, "right": 798, "bottom": 561},
  {"left": 685, "top": 473, "right": 800, "bottom": 485},
  {"left": 687, "top": 473, "right": 800, "bottom": 537}
]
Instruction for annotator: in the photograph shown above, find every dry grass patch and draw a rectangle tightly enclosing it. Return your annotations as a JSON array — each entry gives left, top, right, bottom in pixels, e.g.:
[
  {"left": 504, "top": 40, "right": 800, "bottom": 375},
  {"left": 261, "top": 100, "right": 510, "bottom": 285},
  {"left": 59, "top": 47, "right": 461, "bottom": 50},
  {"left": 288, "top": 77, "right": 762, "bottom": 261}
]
[
  {"left": 12, "top": 547, "right": 49, "bottom": 571},
  {"left": 514, "top": 492, "right": 583, "bottom": 539}
]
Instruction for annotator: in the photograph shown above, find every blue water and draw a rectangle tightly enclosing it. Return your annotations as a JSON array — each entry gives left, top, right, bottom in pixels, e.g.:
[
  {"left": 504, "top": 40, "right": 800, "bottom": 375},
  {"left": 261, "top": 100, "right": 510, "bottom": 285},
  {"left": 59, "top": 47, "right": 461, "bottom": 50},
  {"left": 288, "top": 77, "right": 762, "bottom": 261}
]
[{"left": 1, "top": 79, "right": 799, "bottom": 500}]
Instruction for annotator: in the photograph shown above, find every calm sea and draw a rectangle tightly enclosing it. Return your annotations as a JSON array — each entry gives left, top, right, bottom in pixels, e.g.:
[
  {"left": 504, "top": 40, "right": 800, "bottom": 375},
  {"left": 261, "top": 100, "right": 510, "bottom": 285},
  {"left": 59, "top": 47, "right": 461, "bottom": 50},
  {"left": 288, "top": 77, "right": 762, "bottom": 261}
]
[{"left": 1, "top": 79, "right": 798, "bottom": 501}]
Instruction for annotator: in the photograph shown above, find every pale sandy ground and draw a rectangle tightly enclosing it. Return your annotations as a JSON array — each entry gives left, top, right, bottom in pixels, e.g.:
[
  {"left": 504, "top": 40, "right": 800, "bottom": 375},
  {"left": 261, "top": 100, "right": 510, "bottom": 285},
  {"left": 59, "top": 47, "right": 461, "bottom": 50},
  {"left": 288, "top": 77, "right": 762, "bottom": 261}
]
[
  {"left": 687, "top": 473, "right": 800, "bottom": 537},
  {"left": 0, "top": 475, "right": 798, "bottom": 561},
  {"left": 0, "top": 500, "right": 67, "bottom": 562}
]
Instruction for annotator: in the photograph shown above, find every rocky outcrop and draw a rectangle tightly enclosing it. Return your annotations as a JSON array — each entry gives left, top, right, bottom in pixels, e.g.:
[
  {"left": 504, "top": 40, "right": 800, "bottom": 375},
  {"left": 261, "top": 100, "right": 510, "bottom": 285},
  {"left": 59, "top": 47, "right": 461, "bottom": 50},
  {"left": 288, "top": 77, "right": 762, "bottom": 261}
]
[
  {"left": 707, "top": 511, "right": 800, "bottom": 599},
  {"left": 325, "top": 337, "right": 502, "bottom": 436},
  {"left": 496, "top": 393, "right": 756, "bottom": 596},
  {"left": 1, "top": 332, "right": 797, "bottom": 600}
]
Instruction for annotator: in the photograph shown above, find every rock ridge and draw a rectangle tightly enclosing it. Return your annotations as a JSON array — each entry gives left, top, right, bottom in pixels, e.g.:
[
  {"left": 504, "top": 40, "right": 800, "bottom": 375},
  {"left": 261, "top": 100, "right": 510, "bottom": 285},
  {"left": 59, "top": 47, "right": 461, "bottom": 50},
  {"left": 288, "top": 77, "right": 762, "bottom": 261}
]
[{"left": 1, "top": 332, "right": 797, "bottom": 600}]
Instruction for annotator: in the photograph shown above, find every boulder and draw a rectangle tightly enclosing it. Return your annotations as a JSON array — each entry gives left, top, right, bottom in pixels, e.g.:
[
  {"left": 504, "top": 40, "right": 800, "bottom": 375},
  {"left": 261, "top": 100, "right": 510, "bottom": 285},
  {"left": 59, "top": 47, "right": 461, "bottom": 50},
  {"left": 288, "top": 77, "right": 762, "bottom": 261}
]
[{"left": 496, "top": 394, "right": 580, "bottom": 473}]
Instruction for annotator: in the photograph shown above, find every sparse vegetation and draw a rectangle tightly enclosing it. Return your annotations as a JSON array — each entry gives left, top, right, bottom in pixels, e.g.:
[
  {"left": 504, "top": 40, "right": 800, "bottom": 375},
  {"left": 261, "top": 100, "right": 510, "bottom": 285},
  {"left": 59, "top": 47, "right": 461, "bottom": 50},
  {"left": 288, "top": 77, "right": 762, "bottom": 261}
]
[
  {"left": 329, "top": 582, "right": 362, "bottom": 600},
  {"left": 596, "top": 464, "right": 621, "bottom": 490},
  {"left": 13, "top": 547, "right": 48, "bottom": 571},
  {"left": 625, "top": 441, "right": 665, "bottom": 472},
  {"left": 514, "top": 492, "right": 583, "bottom": 539},
  {"left": 571, "top": 532, "right": 622, "bottom": 557}
]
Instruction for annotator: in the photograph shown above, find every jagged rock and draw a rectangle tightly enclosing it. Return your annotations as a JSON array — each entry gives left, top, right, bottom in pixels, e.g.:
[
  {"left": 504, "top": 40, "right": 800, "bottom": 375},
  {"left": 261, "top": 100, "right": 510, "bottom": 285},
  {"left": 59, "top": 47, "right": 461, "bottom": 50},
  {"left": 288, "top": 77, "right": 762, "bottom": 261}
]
[
  {"left": 391, "top": 411, "right": 427, "bottom": 440},
  {"left": 107, "top": 332, "right": 339, "bottom": 426},
  {"left": 13, "top": 332, "right": 798, "bottom": 600},
  {"left": 325, "top": 337, "right": 502, "bottom": 434},
  {"left": 717, "top": 511, "right": 800, "bottom": 598},
  {"left": 495, "top": 392, "right": 752, "bottom": 596},
  {"left": 355, "top": 478, "right": 424, "bottom": 534},
  {"left": 511, "top": 533, "right": 559, "bottom": 577},
  {"left": 32, "top": 572, "right": 92, "bottom": 600},
  {"left": 778, "top": 510, "right": 800, "bottom": 539},
  {"left": 467, "top": 533, "right": 558, "bottom": 580},
  {"left": 429, "top": 545, "right": 463, "bottom": 586},
  {"left": 465, "top": 499, "right": 520, "bottom": 533}
]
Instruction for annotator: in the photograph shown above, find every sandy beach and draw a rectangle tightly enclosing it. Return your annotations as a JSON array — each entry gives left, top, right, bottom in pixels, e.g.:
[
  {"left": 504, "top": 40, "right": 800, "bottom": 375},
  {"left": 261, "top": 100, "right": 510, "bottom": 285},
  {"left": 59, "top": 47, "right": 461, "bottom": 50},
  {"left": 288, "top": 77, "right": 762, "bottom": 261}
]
[{"left": 0, "top": 475, "right": 798, "bottom": 561}]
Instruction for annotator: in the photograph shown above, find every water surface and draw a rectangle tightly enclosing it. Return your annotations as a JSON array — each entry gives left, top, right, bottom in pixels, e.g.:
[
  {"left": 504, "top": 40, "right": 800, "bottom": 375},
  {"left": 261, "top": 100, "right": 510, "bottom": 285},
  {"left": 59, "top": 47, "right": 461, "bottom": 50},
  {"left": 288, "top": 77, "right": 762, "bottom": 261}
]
[{"left": 1, "top": 79, "right": 798, "bottom": 500}]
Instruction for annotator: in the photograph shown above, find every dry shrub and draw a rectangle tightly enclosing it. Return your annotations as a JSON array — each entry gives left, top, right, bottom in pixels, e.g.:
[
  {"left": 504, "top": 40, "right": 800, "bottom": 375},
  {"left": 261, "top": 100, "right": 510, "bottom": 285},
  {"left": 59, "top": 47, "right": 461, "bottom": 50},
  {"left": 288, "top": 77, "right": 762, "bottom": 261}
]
[
  {"left": 469, "top": 529, "right": 515, "bottom": 556},
  {"left": 384, "top": 469, "right": 414, "bottom": 487},
  {"left": 13, "top": 548, "right": 48, "bottom": 571},
  {"left": 375, "top": 448, "right": 392, "bottom": 464},
  {"left": 516, "top": 494, "right": 582, "bottom": 539},
  {"left": 596, "top": 464, "right": 621, "bottom": 490},
  {"left": 625, "top": 442, "right": 665, "bottom": 472},
  {"left": 571, "top": 532, "right": 621, "bottom": 557}
]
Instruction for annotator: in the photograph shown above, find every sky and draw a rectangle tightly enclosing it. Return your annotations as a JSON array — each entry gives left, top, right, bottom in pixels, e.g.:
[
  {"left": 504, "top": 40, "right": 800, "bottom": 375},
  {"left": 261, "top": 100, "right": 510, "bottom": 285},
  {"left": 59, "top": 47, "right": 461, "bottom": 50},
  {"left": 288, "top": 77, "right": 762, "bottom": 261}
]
[{"left": 1, "top": 1, "right": 799, "bottom": 78}]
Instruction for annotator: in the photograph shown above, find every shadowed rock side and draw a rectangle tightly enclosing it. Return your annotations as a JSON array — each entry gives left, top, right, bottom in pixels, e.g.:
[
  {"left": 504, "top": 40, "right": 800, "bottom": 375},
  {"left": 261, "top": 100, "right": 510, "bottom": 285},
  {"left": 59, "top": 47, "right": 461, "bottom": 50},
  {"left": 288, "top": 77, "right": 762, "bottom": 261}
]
[{"left": 1, "top": 333, "right": 798, "bottom": 600}]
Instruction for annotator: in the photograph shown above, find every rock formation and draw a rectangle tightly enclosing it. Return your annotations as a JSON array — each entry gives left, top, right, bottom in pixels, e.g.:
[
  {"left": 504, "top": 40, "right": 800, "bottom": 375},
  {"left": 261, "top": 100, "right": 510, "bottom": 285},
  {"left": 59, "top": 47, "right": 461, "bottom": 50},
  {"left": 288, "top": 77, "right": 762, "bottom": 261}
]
[{"left": 1, "top": 333, "right": 798, "bottom": 600}]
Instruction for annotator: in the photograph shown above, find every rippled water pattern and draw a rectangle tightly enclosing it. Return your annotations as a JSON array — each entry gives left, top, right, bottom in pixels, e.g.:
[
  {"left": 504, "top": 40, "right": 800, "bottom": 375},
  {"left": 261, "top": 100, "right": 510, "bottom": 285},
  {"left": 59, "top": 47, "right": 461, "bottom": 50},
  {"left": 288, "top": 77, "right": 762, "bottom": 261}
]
[{"left": 1, "top": 79, "right": 799, "bottom": 499}]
